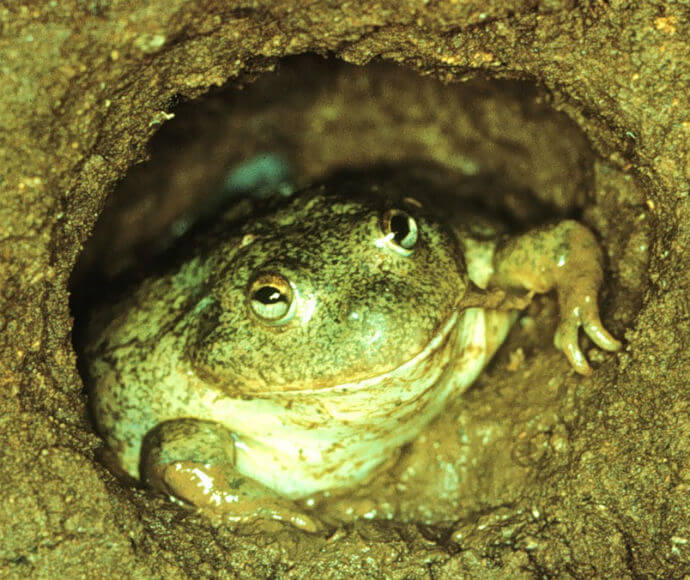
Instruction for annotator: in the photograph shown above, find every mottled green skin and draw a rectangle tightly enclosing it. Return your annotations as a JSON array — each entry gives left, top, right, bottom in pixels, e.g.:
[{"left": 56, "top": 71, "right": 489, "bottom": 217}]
[{"left": 86, "top": 183, "right": 620, "bottom": 529}]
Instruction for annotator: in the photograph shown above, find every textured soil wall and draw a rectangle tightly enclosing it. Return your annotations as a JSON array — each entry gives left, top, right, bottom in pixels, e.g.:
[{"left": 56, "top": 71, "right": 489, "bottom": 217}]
[{"left": 1, "top": 2, "right": 688, "bottom": 578}]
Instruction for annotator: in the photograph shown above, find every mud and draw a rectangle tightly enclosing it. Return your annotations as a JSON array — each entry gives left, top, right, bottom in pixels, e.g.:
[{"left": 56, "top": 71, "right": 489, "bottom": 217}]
[{"left": 1, "top": 2, "right": 688, "bottom": 578}]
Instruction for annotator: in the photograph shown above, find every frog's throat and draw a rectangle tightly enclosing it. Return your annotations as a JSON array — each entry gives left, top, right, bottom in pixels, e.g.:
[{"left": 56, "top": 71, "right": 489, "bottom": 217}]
[{"left": 261, "top": 308, "right": 459, "bottom": 396}]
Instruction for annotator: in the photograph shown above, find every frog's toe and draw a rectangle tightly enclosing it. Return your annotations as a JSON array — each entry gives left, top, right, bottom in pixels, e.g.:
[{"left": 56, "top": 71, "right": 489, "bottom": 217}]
[
  {"left": 554, "top": 293, "right": 621, "bottom": 374},
  {"left": 265, "top": 505, "right": 322, "bottom": 533},
  {"left": 295, "top": 513, "right": 322, "bottom": 534},
  {"left": 554, "top": 320, "right": 592, "bottom": 375},
  {"left": 583, "top": 315, "right": 622, "bottom": 352}
]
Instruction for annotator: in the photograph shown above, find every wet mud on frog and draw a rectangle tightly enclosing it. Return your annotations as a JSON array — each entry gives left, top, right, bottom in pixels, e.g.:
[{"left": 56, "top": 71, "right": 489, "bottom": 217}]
[{"left": 84, "top": 178, "right": 621, "bottom": 532}]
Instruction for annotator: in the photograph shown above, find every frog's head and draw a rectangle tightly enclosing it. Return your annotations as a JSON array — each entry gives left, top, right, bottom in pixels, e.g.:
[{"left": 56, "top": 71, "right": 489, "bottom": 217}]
[{"left": 188, "top": 185, "right": 468, "bottom": 394}]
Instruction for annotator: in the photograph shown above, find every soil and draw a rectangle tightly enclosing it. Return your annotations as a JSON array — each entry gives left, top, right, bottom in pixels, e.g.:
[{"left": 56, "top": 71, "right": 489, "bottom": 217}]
[{"left": 1, "top": 2, "right": 688, "bottom": 579}]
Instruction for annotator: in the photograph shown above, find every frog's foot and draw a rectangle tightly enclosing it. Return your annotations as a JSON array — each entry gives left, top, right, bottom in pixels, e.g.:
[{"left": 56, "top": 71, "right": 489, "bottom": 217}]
[
  {"left": 301, "top": 491, "right": 397, "bottom": 527},
  {"left": 154, "top": 460, "right": 321, "bottom": 533},
  {"left": 491, "top": 220, "right": 623, "bottom": 374},
  {"left": 141, "top": 419, "right": 321, "bottom": 533},
  {"left": 554, "top": 289, "right": 622, "bottom": 375}
]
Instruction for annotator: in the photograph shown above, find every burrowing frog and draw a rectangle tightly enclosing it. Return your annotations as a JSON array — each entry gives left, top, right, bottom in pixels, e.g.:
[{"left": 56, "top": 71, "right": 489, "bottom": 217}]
[{"left": 86, "top": 181, "right": 621, "bottom": 531}]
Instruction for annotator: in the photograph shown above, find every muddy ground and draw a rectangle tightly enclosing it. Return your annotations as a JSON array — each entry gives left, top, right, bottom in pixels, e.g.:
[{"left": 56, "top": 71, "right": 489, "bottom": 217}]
[{"left": 1, "top": 1, "right": 689, "bottom": 579}]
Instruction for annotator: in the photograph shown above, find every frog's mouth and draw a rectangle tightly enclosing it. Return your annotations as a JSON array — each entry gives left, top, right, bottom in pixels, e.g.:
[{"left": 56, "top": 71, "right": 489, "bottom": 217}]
[{"left": 270, "top": 308, "right": 460, "bottom": 396}]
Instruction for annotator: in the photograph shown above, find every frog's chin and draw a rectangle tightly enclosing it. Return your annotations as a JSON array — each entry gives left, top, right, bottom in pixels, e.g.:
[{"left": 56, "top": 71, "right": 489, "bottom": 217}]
[{"left": 261, "top": 308, "right": 460, "bottom": 395}]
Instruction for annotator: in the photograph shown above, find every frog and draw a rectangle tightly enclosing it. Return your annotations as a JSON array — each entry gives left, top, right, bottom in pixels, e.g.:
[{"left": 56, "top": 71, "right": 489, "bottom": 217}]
[{"left": 85, "top": 180, "right": 621, "bottom": 533}]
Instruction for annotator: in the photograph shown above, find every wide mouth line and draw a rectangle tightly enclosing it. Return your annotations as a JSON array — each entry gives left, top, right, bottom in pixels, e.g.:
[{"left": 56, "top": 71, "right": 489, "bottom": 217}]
[{"left": 264, "top": 309, "right": 459, "bottom": 396}]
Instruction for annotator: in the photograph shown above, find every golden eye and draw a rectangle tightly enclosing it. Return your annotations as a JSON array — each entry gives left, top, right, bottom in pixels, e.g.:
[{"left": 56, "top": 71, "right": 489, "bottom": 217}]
[
  {"left": 381, "top": 209, "right": 419, "bottom": 255},
  {"left": 247, "top": 273, "right": 296, "bottom": 324}
]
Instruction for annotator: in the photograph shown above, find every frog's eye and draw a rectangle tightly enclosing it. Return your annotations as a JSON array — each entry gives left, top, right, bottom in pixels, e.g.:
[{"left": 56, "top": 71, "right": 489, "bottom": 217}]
[
  {"left": 380, "top": 209, "right": 419, "bottom": 256},
  {"left": 247, "top": 273, "right": 296, "bottom": 324}
]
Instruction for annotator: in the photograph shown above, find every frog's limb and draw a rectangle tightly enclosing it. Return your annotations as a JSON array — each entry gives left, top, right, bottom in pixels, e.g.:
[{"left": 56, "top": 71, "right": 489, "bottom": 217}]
[
  {"left": 490, "top": 220, "right": 621, "bottom": 375},
  {"left": 140, "top": 419, "right": 320, "bottom": 532}
]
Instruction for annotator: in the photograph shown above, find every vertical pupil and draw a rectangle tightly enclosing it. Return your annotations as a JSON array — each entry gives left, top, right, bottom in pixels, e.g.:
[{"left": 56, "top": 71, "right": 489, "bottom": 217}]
[
  {"left": 390, "top": 214, "right": 410, "bottom": 243},
  {"left": 255, "top": 286, "right": 283, "bottom": 304}
]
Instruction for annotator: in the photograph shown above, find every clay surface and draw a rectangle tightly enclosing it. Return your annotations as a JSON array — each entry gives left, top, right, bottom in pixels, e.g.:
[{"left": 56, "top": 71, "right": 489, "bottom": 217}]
[{"left": 1, "top": 2, "right": 688, "bottom": 578}]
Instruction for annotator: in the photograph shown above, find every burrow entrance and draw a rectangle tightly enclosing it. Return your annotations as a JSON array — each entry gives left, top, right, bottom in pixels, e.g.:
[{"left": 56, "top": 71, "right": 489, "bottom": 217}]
[{"left": 71, "top": 55, "right": 647, "bottom": 530}]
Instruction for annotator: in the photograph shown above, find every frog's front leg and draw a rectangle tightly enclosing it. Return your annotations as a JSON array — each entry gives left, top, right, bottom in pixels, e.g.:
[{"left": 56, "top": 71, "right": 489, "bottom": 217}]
[
  {"left": 491, "top": 220, "right": 621, "bottom": 374},
  {"left": 141, "top": 419, "right": 320, "bottom": 532}
]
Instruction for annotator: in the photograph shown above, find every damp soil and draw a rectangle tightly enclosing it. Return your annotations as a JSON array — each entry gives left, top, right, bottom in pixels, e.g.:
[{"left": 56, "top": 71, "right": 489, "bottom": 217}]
[{"left": 1, "top": 2, "right": 689, "bottom": 579}]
